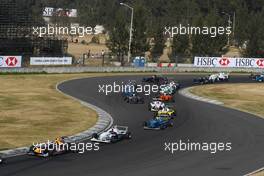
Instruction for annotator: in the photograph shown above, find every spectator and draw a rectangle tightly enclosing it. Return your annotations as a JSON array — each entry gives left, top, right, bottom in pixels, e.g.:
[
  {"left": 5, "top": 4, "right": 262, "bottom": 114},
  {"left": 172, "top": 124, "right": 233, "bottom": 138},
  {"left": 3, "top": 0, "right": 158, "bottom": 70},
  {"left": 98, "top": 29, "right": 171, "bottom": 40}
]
[{"left": 87, "top": 50, "right": 91, "bottom": 58}]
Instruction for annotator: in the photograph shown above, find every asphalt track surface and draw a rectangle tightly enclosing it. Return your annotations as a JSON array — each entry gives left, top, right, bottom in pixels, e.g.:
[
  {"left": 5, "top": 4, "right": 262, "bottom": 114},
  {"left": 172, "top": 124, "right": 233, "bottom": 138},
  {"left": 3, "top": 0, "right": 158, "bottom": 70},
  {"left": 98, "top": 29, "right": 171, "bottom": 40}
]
[{"left": 1, "top": 74, "right": 264, "bottom": 176}]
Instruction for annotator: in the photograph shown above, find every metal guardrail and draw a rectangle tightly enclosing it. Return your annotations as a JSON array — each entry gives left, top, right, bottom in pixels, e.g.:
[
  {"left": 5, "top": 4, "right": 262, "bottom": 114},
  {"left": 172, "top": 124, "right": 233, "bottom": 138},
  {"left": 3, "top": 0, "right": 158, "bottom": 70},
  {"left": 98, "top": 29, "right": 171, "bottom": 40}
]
[{"left": 0, "top": 66, "right": 263, "bottom": 73}]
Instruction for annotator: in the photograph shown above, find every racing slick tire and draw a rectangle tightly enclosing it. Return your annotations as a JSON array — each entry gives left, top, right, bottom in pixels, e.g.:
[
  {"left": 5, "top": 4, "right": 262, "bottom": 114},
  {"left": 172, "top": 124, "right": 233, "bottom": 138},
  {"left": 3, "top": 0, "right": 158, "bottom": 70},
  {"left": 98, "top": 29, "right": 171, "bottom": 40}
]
[
  {"left": 110, "top": 133, "right": 119, "bottom": 143},
  {"left": 92, "top": 133, "right": 98, "bottom": 139},
  {"left": 0, "top": 157, "right": 4, "bottom": 164},
  {"left": 125, "top": 132, "right": 132, "bottom": 139},
  {"left": 148, "top": 104, "right": 151, "bottom": 111},
  {"left": 160, "top": 125, "right": 166, "bottom": 130},
  {"left": 172, "top": 111, "right": 177, "bottom": 117}
]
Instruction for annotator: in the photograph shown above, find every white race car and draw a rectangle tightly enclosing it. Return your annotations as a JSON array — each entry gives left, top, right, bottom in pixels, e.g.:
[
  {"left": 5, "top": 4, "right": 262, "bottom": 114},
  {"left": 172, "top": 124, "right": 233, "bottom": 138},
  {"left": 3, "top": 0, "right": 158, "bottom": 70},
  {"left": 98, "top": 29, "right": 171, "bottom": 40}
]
[
  {"left": 149, "top": 101, "right": 165, "bottom": 111},
  {"left": 209, "top": 72, "right": 229, "bottom": 83},
  {"left": 208, "top": 74, "right": 219, "bottom": 83},
  {"left": 91, "top": 126, "right": 132, "bottom": 143},
  {"left": 218, "top": 72, "right": 229, "bottom": 81}
]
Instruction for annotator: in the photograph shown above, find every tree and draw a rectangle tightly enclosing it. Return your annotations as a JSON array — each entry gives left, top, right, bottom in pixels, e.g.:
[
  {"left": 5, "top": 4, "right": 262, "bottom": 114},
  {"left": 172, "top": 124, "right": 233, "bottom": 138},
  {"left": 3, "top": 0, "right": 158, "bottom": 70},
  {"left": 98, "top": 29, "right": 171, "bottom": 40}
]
[
  {"left": 151, "top": 26, "right": 166, "bottom": 62},
  {"left": 131, "top": 3, "right": 150, "bottom": 57},
  {"left": 244, "top": 11, "right": 264, "bottom": 57},
  {"left": 106, "top": 10, "right": 129, "bottom": 65},
  {"left": 191, "top": 10, "right": 227, "bottom": 58},
  {"left": 171, "top": 34, "right": 189, "bottom": 63}
]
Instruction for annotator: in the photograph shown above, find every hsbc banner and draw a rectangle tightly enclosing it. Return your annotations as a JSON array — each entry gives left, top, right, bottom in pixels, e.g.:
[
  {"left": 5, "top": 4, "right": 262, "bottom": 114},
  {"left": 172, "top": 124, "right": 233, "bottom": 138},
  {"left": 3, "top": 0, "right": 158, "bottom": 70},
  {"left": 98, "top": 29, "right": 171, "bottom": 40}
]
[
  {"left": 0, "top": 56, "right": 22, "bottom": 68},
  {"left": 30, "top": 57, "right": 72, "bottom": 66},
  {"left": 194, "top": 57, "right": 264, "bottom": 68}
]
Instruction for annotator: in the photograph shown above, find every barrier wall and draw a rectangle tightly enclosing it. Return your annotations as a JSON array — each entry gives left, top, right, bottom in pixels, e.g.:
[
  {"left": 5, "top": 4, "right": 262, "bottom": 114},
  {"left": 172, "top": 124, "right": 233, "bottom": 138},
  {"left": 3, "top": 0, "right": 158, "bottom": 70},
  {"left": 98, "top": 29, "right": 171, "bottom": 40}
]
[{"left": 0, "top": 66, "right": 263, "bottom": 73}]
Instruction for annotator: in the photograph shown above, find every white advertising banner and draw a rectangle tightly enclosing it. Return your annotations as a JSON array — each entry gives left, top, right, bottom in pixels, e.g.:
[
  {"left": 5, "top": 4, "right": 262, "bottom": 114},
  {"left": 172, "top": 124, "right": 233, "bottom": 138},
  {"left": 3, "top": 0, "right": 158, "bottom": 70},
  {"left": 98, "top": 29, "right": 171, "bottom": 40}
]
[
  {"left": 0, "top": 56, "right": 22, "bottom": 68},
  {"left": 43, "top": 7, "right": 77, "bottom": 17},
  {"left": 194, "top": 57, "right": 264, "bottom": 68},
  {"left": 30, "top": 57, "right": 72, "bottom": 66}
]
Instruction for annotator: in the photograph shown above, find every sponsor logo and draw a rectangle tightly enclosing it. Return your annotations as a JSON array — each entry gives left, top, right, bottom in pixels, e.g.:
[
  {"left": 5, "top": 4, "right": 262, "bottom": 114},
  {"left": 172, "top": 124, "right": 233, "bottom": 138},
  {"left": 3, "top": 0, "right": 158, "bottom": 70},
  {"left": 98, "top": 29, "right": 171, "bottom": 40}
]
[
  {"left": 256, "top": 59, "right": 264, "bottom": 67},
  {"left": 194, "top": 57, "right": 264, "bottom": 68},
  {"left": 219, "top": 57, "right": 230, "bottom": 66},
  {"left": 5, "top": 57, "right": 18, "bottom": 67}
]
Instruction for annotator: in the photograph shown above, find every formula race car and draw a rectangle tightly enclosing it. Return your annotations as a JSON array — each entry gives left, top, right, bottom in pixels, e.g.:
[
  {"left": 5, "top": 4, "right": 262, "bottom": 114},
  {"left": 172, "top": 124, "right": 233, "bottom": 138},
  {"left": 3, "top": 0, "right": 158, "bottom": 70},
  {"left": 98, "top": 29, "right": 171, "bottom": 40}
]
[
  {"left": 28, "top": 137, "right": 76, "bottom": 157},
  {"left": 149, "top": 100, "right": 166, "bottom": 111},
  {"left": 160, "top": 81, "right": 180, "bottom": 94},
  {"left": 250, "top": 73, "right": 263, "bottom": 80},
  {"left": 209, "top": 72, "right": 229, "bottom": 83},
  {"left": 122, "top": 82, "right": 136, "bottom": 97},
  {"left": 143, "top": 116, "right": 173, "bottom": 130},
  {"left": 255, "top": 74, "right": 264, "bottom": 82},
  {"left": 124, "top": 93, "right": 144, "bottom": 104},
  {"left": 217, "top": 72, "right": 229, "bottom": 81},
  {"left": 194, "top": 73, "right": 229, "bottom": 84},
  {"left": 91, "top": 125, "right": 132, "bottom": 143},
  {"left": 142, "top": 75, "right": 168, "bottom": 85},
  {"left": 193, "top": 76, "right": 210, "bottom": 84},
  {"left": 156, "top": 107, "right": 176, "bottom": 118},
  {"left": 154, "top": 94, "right": 174, "bottom": 102}
]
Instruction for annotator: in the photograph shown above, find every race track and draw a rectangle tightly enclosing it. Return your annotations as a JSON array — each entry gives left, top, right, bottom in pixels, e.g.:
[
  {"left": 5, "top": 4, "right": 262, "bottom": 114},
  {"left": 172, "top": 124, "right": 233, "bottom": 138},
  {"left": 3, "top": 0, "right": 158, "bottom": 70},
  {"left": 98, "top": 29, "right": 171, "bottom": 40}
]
[{"left": 1, "top": 74, "right": 264, "bottom": 176}]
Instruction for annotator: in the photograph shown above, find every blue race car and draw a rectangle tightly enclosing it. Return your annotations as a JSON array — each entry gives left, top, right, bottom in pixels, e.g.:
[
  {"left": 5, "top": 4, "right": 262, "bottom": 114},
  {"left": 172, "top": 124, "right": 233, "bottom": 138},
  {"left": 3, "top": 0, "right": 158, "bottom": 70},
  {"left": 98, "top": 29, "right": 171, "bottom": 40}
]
[
  {"left": 255, "top": 74, "right": 264, "bottom": 82},
  {"left": 124, "top": 93, "right": 144, "bottom": 104},
  {"left": 143, "top": 116, "right": 173, "bottom": 130}
]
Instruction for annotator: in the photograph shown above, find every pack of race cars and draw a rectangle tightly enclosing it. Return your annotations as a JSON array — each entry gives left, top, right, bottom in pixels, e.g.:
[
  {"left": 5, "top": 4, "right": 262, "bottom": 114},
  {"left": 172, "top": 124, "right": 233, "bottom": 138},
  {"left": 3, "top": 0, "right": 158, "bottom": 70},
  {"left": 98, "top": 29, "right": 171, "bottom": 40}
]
[
  {"left": 1, "top": 72, "right": 262, "bottom": 162},
  {"left": 141, "top": 76, "right": 179, "bottom": 130}
]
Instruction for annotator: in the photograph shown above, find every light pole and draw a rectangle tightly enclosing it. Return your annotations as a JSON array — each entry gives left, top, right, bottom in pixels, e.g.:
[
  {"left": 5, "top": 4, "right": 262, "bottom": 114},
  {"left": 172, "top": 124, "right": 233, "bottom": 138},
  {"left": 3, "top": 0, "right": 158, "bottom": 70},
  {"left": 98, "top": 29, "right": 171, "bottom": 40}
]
[
  {"left": 120, "top": 3, "right": 134, "bottom": 63},
  {"left": 222, "top": 12, "right": 232, "bottom": 46}
]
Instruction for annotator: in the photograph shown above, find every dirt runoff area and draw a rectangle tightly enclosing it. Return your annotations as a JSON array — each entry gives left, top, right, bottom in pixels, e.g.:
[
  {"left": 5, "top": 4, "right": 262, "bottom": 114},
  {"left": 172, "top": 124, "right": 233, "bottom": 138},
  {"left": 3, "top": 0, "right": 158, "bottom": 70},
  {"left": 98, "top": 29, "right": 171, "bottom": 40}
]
[{"left": 190, "top": 83, "right": 264, "bottom": 118}]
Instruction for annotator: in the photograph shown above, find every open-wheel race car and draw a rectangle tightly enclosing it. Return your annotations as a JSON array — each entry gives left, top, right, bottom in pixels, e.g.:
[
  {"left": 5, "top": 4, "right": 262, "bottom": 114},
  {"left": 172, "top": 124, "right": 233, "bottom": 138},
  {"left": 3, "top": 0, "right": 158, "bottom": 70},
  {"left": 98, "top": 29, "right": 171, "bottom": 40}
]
[
  {"left": 27, "top": 137, "right": 76, "bottom": 157},
  {"left": 143, "top": 116, "right": 174, "bottom": 130},
  {"left": 124, "top": 93, "right": 144, "bottom": 104},
  {"left": 156, "top": 106, "right": 177, "bottom": 118},
  {"left": 91, "top": 125, "right": 132, "bottom": 143},
  {"left": 149, "top": 100, "right": 166, "bottom": 111},
  {"left": 142, "top": 75, "right": 168, "bottom": 85},
  {"left": 153, "top": 94, "right": 174, "bottom": 102}
]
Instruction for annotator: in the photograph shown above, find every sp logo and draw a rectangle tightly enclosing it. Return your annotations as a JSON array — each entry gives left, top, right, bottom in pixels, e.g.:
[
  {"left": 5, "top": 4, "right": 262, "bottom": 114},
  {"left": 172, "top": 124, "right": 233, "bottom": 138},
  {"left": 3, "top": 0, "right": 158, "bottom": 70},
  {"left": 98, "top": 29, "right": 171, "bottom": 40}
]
[
  {"left": 5, "top": 57, "right": 18, "bottom": 67},
  {"left": 256, "top": 59, "right": 264, "bottom": 67},
  {"left": 219, "top": 57, "right": 230, "bottom": 66}
]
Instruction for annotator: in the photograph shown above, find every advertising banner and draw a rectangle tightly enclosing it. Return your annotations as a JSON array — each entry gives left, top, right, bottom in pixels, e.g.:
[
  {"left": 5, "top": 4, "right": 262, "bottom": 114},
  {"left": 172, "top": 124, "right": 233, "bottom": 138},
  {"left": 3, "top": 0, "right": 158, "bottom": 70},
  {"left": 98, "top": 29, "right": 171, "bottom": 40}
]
[
  {"left": 194, "top": 57, "right": 264, "bottom": 68},
  {"left": 0, "top": 56, "right": 22, "bottom": 68},
  {"left": 30, "top": 57, "right": 72, "bottom": 66},
  {"left": 43, "top": 7, "right": 77, "bottom": 17}
]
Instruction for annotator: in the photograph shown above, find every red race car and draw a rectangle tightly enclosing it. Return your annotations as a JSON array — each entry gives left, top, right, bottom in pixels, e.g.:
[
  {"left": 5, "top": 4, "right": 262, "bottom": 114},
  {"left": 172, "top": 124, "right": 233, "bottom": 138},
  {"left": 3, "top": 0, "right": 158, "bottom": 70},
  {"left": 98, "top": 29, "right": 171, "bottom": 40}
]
[{"left": 154, "top": 94, "right": 174, "bottom": 102}]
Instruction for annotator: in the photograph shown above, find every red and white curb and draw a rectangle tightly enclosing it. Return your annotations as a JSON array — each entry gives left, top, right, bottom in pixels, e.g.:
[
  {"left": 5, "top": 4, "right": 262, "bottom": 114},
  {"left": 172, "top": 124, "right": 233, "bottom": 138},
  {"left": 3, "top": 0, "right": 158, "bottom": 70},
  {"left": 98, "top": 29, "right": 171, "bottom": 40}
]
[
  {"left": 0, "top": 77, "right": 113, "bottom": 159},
  {"left": 179, "top": 87, "right": 223, "bottom": 105}
]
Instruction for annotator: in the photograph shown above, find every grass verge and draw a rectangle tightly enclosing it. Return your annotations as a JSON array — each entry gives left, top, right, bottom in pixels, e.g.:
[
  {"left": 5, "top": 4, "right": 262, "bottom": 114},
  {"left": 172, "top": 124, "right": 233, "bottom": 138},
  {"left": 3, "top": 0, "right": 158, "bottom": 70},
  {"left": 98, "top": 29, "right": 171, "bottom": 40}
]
[{"left": 189, "top": 83, "right": 264, "bottom": 118}]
